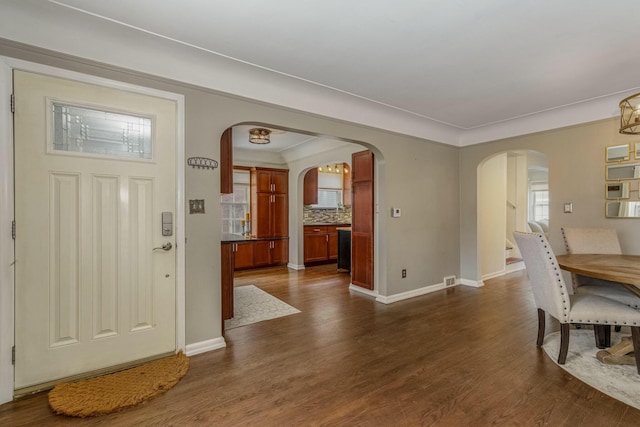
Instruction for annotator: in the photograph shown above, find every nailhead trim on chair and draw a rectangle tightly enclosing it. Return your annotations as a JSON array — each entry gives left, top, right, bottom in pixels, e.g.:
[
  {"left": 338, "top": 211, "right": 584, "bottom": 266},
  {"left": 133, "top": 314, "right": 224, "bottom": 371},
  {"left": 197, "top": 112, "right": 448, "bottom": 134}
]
[{"left": 540, "top": 236, "right": 571, "bottom": 320}]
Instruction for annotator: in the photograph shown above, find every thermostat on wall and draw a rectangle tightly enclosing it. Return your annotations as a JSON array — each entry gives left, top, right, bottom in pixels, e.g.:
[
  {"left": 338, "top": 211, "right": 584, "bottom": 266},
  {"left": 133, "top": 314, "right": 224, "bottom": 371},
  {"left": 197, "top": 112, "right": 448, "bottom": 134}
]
[{"left": 391, "top": 207, "right": 401, "bottom": 218}]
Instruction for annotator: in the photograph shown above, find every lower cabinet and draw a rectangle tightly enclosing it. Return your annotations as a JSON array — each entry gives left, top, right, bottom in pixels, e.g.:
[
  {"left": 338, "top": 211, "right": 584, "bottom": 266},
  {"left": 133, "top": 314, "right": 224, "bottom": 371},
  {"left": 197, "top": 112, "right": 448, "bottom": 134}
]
[
  {"left": 221, "top": 243, "right": 234, "bottom": 321},
  {"left": 304, "top": 225, "right": 339, "bottom": 264},
  {"left": 233, "top": 241, "right": 254, "bottom": 270},
  {"left": 254, "top": 239, "right": 289, "bottom": 267}
]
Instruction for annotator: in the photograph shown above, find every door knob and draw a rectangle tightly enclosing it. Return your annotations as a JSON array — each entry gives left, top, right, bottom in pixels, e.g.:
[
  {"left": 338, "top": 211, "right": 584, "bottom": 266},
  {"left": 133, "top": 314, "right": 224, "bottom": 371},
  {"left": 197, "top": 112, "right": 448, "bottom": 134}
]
[{"left": 153, "top": 242, "right": 173, "bottom": 251}]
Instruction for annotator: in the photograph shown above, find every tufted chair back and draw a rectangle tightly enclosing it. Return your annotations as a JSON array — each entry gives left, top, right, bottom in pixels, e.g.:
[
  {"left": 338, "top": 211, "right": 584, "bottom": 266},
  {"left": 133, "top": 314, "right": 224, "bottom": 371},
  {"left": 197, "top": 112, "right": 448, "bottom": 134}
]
[
  {"left": 514, "top": 231, "right": 571, "bottom": 323},
  {"left": 561, "top": 227, "right": 621, "bottom": 255}
]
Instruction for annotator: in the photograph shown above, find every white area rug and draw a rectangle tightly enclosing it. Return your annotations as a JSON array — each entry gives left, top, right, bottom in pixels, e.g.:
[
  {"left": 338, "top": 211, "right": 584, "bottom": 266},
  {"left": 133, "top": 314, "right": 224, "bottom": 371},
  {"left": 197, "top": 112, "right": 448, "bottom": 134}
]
[
  {"left": 224, "top": 285, "right": 300, "bottom": 330},
  {"left": 543, "top": 330, "right": 640, "bottom": 410}
]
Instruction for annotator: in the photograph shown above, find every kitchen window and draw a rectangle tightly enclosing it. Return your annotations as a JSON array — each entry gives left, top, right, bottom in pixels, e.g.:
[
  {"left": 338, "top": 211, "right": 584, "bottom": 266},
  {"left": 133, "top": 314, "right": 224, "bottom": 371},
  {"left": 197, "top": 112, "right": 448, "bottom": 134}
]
[{"left": 311, "top": 170, "right": 344, "bottom": 208}]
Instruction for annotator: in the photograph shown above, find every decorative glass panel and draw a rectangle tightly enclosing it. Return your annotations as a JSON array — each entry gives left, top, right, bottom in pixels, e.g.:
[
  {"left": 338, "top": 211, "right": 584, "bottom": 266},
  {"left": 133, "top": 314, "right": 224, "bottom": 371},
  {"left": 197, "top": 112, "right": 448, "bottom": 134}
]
[
  {"left": 220, "top": 170, "right": 250, "bottom": 235},
  {"left": 52, "top": 103, "right": 152, "bottom": 159}
]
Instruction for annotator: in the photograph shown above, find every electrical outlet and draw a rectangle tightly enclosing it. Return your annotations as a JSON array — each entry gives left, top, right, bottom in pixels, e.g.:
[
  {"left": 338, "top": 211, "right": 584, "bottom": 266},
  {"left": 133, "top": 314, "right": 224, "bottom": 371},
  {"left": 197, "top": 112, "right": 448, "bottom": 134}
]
[
  {"left": 402, "top": 269, "right": 407, "bottom": 278},
  {"left": 444, "top": 275, "right": 456, "bottom": 286}
]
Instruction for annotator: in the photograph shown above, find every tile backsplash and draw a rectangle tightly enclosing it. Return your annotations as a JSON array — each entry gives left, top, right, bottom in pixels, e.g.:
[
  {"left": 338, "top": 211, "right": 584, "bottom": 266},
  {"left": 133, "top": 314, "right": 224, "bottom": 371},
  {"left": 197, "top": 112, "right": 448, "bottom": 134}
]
[{"left": 303, "top": 206, "right": 352, "bottom": 224}]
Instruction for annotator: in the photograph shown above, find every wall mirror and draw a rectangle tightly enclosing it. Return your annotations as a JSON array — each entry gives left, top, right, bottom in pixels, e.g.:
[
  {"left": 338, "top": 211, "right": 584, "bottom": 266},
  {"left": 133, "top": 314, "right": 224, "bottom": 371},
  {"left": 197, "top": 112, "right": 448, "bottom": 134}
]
[
  {"left": 606, "top": 181, "right": 631, "bottom": 199},
  {"left": 606, "top": 163, "right": 640, "bottom": 180},
  {"left": 606, "top": 201, "right": 640, "bottom": 218},
  {"left": 606, "top": 144, "right": 630, "bottom": 162}
]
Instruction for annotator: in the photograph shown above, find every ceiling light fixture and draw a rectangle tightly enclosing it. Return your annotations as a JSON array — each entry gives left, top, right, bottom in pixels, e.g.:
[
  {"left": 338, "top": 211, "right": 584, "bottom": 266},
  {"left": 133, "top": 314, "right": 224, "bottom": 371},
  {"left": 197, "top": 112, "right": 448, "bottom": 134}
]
[
  {"left": 619, "top": 93, "right": 640, "bottom": 134},
  {"left": 249, "top": 127, "right": 271, "bottom": 144}
]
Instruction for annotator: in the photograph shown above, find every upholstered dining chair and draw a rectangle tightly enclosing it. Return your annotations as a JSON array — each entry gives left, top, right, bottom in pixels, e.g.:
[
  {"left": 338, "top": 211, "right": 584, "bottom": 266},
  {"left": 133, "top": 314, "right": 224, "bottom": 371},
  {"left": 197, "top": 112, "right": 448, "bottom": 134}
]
[
  {"left": 513, "top": 231, "right": 640, "bottom": 373},
  {"left": 561, "top": 227, "right": 639, "bottom": 309}
]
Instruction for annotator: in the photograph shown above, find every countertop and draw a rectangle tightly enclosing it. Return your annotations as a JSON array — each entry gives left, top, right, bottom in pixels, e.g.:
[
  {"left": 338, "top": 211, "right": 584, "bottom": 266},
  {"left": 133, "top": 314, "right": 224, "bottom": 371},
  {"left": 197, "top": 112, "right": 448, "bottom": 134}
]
[
  {"left": 221, "top": 233, "right": 289, "bottom": 243},
  {"left": 303, "top": 223, "right": 351, "bottom": 227}
]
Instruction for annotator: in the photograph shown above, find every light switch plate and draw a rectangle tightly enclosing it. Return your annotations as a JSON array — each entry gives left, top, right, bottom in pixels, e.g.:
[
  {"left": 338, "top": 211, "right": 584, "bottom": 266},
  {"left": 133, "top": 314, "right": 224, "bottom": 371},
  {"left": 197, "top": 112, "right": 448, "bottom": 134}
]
[
  {"left": 391, "top": 207, "right": 401, "bottom": 218},
  {"left": 563, "top": 202, "right": 573, "bottom": 213},
  {"left": 189, "top": 199, "right": 205, "bottom": 214}
]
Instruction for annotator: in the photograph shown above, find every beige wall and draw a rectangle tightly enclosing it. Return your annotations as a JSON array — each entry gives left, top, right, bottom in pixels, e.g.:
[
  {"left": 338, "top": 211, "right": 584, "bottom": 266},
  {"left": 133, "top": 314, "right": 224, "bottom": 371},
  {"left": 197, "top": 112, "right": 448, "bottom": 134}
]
[
  {"left": 460, "top": 117, "right": 639, "bottom": 281},
  {"left": 1, "top": 41, "right": 461, "bottom": 346}
]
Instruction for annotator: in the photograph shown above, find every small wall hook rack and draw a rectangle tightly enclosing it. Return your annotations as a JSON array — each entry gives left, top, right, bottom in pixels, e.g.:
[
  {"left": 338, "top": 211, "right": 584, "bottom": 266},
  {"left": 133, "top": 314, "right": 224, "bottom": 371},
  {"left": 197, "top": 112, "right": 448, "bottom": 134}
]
[{"left": 187, "top": 157, "right": 218, "bottom": 170}]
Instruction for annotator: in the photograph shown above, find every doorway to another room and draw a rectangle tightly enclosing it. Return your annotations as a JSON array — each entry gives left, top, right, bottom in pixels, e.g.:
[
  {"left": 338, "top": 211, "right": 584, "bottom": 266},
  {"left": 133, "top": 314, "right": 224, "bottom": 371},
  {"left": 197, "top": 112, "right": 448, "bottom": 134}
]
[
  {"left": 477, "top": 150, "right": 548, "bottom": 281},
  {"left": 220, "top": 125, "right": 376, "bottom": 333}
]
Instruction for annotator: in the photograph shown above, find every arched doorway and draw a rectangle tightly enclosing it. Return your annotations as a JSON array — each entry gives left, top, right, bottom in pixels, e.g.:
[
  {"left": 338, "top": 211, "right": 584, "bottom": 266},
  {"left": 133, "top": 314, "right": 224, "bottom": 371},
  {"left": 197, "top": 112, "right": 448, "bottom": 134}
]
[
  {"left": 219, "top": 124, "right": 383, "bottom": 329},
  {"left": 477, "top": 150, "right": 548, "bottom": 280}
]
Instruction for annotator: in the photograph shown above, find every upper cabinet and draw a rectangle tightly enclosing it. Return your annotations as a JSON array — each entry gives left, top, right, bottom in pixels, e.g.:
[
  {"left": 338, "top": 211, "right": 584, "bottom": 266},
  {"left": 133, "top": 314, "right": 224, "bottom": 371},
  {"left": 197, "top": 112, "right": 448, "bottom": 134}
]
[
  {"left": 343, "top": 163, "right": 352, "bottom": 206},
  {"left": 250, "top": 167, "right": 289, "bottom": 238},
  {"left": 220, "top": 128, "right": 233, "bottom": 194},
  {"left": 254, "top": 168, "right": 288, "bottom": 194},
  {"left": 304, "top": 168, "right": 319, "bottom": 205}
]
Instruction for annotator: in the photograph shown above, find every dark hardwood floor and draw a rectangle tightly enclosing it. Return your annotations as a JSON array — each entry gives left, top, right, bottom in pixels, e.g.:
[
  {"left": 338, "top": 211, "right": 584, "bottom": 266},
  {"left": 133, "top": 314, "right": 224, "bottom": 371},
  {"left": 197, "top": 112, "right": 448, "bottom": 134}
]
[{"left": 2, "top": 264, "right": 639, "bottom": 426}]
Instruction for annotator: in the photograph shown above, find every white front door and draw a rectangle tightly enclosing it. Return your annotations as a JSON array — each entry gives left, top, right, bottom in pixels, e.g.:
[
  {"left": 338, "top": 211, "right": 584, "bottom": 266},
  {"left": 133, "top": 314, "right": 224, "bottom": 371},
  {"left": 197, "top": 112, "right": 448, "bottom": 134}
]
[{"left": 13, "top": 70, "right": 177, "bottom": 390}]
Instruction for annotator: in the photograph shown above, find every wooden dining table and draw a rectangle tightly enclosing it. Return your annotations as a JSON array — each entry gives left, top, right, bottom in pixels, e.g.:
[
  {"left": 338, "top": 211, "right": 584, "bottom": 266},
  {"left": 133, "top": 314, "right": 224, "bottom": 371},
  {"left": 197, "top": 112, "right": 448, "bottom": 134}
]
[{"left": 555, "top": 254, "right": 640, "bottom": 298}]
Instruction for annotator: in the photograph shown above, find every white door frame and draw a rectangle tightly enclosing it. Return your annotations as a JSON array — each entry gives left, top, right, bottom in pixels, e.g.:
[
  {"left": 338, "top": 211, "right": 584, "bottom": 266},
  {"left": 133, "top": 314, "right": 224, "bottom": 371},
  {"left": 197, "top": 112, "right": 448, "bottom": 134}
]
[{"left": 0, "top": 57, "right": 186, "bottom": 404}]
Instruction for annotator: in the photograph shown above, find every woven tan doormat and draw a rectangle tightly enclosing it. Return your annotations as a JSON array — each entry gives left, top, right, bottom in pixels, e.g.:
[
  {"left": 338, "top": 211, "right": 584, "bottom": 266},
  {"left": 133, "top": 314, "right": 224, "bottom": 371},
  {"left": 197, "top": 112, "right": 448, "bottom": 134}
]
[{"left": 48, "top": 351, "right": 189, "bottom": 417}]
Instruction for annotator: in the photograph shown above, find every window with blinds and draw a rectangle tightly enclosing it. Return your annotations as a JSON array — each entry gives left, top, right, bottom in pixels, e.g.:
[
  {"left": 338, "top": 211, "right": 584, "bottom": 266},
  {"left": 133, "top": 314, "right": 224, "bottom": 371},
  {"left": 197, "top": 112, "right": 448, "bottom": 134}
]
[
  {"left": 316, "top": 189, "right": 343, "bottom": 208},
  {"left": 311, "top": 171, "right": 343, "bottom": 208}
]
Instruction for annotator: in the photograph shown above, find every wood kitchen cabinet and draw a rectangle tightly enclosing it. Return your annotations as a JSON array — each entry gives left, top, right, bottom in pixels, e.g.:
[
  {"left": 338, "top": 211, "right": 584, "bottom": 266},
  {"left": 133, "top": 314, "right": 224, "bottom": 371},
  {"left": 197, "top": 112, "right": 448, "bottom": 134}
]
[
  {"left": 221, "top": 243, "right": 234, "bottom": 321},
  {"left": 328, "top": 231, "right": 339, "bottom": 260},
  {"left": 253, "top": 239, "right": 289, "bottom": 267},
  {"left": 251, "top": 168, "right": 289, "bottom": 239},
  {"left": 304, "top": 225, "right": 340, "bottom": 264},
  {"left": 303, "top": 168, "right": 318, "bottom": 205},
  {"left": 342, "top": 163, "right": 352, "bottom": 206},
  {"left": 253, "top": 168, "right": 288, "bottom": 194},
  {"left": 233, "top": 241, "right": 254, "bottom": 270}
]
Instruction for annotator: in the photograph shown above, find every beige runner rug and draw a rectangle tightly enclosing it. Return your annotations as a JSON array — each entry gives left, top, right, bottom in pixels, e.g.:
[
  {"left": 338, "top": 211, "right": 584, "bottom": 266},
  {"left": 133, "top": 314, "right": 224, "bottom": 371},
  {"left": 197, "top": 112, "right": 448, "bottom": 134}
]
[{"left": 48, "top": 351, "right": 189, "bottom": 417}]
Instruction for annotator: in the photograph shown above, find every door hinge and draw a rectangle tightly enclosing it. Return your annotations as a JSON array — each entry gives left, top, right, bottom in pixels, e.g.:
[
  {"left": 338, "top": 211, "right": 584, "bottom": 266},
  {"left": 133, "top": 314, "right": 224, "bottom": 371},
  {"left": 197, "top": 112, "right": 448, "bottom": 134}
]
[
  {"left": 10, "top": 93, "right": 15, "bottom": 114},
  {"left": 11, "top": 220, "right": 15, "bottom": 240},
  {"left": 12, "top": 346, "right": 15, "bottom": 365}
]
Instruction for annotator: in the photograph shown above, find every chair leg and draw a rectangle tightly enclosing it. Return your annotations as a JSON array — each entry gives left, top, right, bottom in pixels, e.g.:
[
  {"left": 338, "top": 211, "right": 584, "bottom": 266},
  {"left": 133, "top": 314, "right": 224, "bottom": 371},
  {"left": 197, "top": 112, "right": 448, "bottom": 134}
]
[
  {"left": 536, "top": 309, "right": 545, "bottom": 346},
  {"left": 615, "top": 325, "right": 622, "bottom": 333},
  {"left": 630, "top": 326, "right": 640, "bottom": 375},
  {"left": 558, "top": 323, "right": 570, "bottom": 364},
  {"left": 594, "top": 325, "right": 612, "bottom": 349}
]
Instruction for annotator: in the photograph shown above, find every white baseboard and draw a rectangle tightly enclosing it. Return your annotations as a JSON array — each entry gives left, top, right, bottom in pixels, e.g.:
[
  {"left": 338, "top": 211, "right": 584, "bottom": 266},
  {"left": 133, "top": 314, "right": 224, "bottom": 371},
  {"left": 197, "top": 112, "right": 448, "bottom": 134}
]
[
  {"left": 287, "top": 263, "right": 305, "bottom": 271},
  {"left": 348, "top": 284, "right": 378, "bottom": 298},
  {"left": 481, "top": 269, "right": 507, "bottom": 281},
  {"left": 459, "top": 278, "right": 485, "bottom": 288},
  {"left": 506, "top": 261, "right": 525, "bottom": 274},
  {"left": 376, "top": 282, "right": 451, "bottom": 304},
  {"left": 185, "top": 337, "right": 226, "bottom": 357}
]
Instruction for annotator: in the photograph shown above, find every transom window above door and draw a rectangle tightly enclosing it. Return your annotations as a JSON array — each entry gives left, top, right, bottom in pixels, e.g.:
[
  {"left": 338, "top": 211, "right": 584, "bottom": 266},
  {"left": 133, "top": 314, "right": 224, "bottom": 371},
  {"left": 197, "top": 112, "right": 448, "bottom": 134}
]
[{"left": 50, "top": 102, "right": 153, "bottom": 160}]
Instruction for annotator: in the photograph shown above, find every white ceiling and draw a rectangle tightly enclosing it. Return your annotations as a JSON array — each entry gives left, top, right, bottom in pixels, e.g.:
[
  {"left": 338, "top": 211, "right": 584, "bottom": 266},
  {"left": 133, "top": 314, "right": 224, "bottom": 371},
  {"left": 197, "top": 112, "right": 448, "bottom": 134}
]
[
  {"left": 2, "top": 0, "right": 640, "bottom": 146},
  {"left": 232, "top": 125, "right": 317, "bottom": 153}
]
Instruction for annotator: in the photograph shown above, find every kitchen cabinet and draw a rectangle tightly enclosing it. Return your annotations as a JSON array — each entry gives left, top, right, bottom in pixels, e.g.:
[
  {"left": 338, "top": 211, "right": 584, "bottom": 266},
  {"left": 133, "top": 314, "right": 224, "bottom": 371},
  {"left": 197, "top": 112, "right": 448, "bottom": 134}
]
[
  {"left": 253, "top": 239, "right": 289, "bottom": 267},
  {"left": 351, "top": 150, "right": 374, "bottom": 290},
  {"left": 343, "top": 163, "right": 352, "bottom": 206},
  {"left": 251, "top": 168, "right": 289, "bottom": 239},
  {"left": 303, "top": 168, "right": 318, "bottom": 205},
  {"left": 221, "top": 243, "right": 234, "bottom": 321},
  {"left": 328, "top": 231, "right": 338, "bottom": 260},
  {"left": 304, "top": 225, "right": 340, "bottom": 264},
  {"left": 254, "top": 168, "right": 288, "bottom": 194},
  {"left": 232, "top": 241, "right": 254, "bottom": 270}
]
